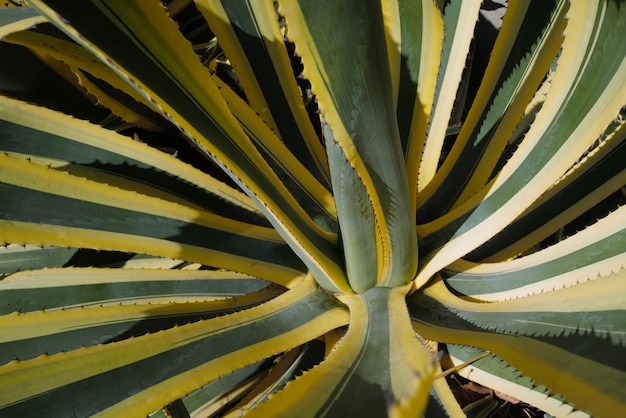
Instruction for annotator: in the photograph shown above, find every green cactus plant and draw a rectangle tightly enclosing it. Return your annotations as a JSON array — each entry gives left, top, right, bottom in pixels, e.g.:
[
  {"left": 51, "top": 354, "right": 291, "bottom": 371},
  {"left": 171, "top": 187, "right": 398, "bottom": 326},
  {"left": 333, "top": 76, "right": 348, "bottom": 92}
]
[{"left": 0, "top": 0, "right": 624, "bottom": 417}]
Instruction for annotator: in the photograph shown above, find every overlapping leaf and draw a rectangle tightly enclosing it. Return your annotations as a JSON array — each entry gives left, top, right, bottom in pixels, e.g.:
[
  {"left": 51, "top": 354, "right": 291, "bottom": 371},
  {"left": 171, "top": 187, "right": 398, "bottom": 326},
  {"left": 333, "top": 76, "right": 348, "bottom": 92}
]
[
  {"left": 0, "top": 1, "right": 624, "bottom": 417},
  {"left": 0, "top": 276, "right": 348, "bottom": 417},
  {"left": 27, "top": 0, "right": 348, "bottom": 292},
  {"left": 415, "top": 0, "right": 626, "bottom": 287}
]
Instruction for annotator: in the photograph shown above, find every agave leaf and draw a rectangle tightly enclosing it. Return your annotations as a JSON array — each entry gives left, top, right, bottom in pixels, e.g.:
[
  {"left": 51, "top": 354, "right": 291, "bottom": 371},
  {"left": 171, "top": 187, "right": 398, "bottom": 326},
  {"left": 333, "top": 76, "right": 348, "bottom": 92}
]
[
  {"left": 0, "top": 39, "right": 103, "bottom": 121},
  {"left": 415, "top": 0, "right": 626, "bottom": 287},
  {"left": 0, "top": 1, "right": 623, "bottom": 416},
  {"left": 0, "top": 95, "right": 266, "bottom": 225},
  {"left": 279, "top": 0, "right": 418, "bottom": 290},
  {"left": 425, "top": 273, "right": 626, "bottom": 345},
  {"left": 0, "top": 244, "right": 184, "bottom": 275},
  {"left": 245, "top": 285, "right": 435, "bottom": 417},
  {"left": 4, "top": 26, "right": 177, "bottom": 131},
  {"left": 325, "top": 138, "right": 379, "bottom": 292},
  {"left": 444, "top": 345, "right": 589, "bottom": 418},
  {"left": 418, "top": 0, "right": 482, "bottom": 191},
  {"left": 417, "top": 0, "right": 568, "bottom": 220},
  {"left": 0, "top": 276, "right": 349, "bottom": 417},
  {"left": 0, "top": 283, "right": 282, "bottom": 364},
  {"left": 28, "top": 0, "right": 349, "bottom": 292},
  {"left": 442, "top": 205, "right": 625, "bottom": 300},
  {"left": 381, "top": 0, "right": 443, "bottom": 212},
  {"left": 176, "top": 360, "right": 268, "bottom": 417},
  {"left": 211, "top": 74, "right": 338, "bottom": 230},
  {"left": 0, "top": 267, "right": 271, "bottom": 314},
  {"left": 0, "top": 245, "right": 78, "bottom": 276},
  {"left": 2, "top": 4, "right": 149, "bottom": 129},
  {"left": 2, "top": 23, "right": 160, "bottom": 116},
  {"left": 68, "top": 69, "right": 163, "bottom": 132},
  {"left": 195, "top": 0, "right": 331, "bottom": 188},
  {"left": 470, "top": 121, "right": 626, "bottom": 261},
  {"left": 0, "top": 155, "right": 305, "bottom": 285},
  {"left": 0, "top": 6, "right": 45, "bottom": 38},
  {"left": 409, "top": 287, "right": 626, "bottom": 417},
  {"left": 16, "top": 40, "right": 164, "bottom": 131},
  {"left": 223, "top": 346, "right": 307, "bottom": 414}
]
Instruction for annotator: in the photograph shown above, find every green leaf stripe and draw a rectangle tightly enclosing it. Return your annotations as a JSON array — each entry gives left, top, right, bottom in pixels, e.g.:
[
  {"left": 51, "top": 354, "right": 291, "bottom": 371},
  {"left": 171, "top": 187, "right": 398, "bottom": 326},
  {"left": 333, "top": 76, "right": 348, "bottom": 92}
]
[
  {"left": 0, "top": 118, "right": 267, "bottom": 226},
  {"left": 0, "top": 286, "right": 282, "bottom": 365},
  {"left": 284, "top": 0, "right": 418, "bottom": 289},
  {"left": 443, "top": 212, "right": 625, "bottom": 297},
  {"left": 0, "top": 7, "right": 45, "bottom": 38},
  {"left": 0, "top": 245, "right": 78, "bottom": 276},
  {"left": 0, "top": 268, "right": 270, "bottom": 314},
  {"left": 1, "top": 182, "right": 304, "bottom": 273}
]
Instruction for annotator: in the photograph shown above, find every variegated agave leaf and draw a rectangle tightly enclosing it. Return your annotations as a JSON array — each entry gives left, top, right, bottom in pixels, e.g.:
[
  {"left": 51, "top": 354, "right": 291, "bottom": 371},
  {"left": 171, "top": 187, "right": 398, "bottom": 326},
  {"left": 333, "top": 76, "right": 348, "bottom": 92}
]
[{"left": 0, "top": 1, "right": 624, "bottom": 417}]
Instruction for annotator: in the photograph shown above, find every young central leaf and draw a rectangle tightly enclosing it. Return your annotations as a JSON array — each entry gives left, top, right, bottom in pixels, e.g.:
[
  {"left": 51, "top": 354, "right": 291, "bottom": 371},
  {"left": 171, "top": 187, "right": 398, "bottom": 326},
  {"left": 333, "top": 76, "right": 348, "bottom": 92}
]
[{"left": 281, "top": 0, "right": 419, "bottom": 292}]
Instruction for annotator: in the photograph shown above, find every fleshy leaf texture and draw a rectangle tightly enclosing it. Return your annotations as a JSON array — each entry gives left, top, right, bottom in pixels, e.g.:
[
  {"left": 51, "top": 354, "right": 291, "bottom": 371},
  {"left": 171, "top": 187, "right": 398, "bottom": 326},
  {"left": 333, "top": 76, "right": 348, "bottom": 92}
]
[{"left": 0, "top": 0, "right": 624, "bottom": 417}]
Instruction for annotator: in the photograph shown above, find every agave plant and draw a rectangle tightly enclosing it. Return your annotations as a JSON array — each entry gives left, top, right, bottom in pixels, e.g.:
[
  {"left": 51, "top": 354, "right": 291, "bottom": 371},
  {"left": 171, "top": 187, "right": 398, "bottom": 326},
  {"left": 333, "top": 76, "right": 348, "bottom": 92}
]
[{"left": 0, "top": 0, "right": 624, "bottom": 416}]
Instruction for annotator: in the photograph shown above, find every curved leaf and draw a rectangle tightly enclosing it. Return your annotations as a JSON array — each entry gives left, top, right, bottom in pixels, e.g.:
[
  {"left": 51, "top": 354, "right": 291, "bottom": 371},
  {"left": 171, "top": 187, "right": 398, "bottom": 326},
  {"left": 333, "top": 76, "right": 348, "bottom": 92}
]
[
  {"left": 381, "top": 0, "right": 443, "bottom": 213},
  {"left": 417, "top": 0, "right": 482, "bottom": 191},
  {"left": 245, "top": 285, "right": 436, "bottom": 417},
  {"left": 0, "top": 245, "right": 78, "bottom": 276},
  {"left": 417, "top": 0, "right": 568, "bottom": 220},
  {"left": 0, "top": 95, "right": 266, "bottom": 225},
  {"left": 28, "top": 0, "right": 348, "bottom": 292},
  {"left": 470, "top": 120, "right": 626, "bottom": 261},
  {"left": 196, "top": 0, "right": 331, "bottom": 187},
  {"left": 415, "top": 0, "right": 626, "bottom": 287},
  {"left": 0, "top": 267, "right": 271, "bottom": 314},
  {"left": 445, "top": 345, "right": 589, "bottom": 418},
  {"left": 442, "top": 205, "right": 625, "bottom": 300},
  {"left": 0, "top": 7, "right": 45, "bottom": 38},
  {"left": 0, "top": 283, "right": 282, "bottom": 365},
  {"left": 0, "top": 276, "right": 349, "bottom": 417},
  {"left": 3, "top": 25, "right": 161, "bottom": 116},
  {"left": 425, "top": 275, "right": 626, "bottom": 346},
  {"left": 0, "top": 155, "right": 305, "bottom": 286},
  {"left": 408, "top": 284, "right": 626, "bottom": 417}
]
